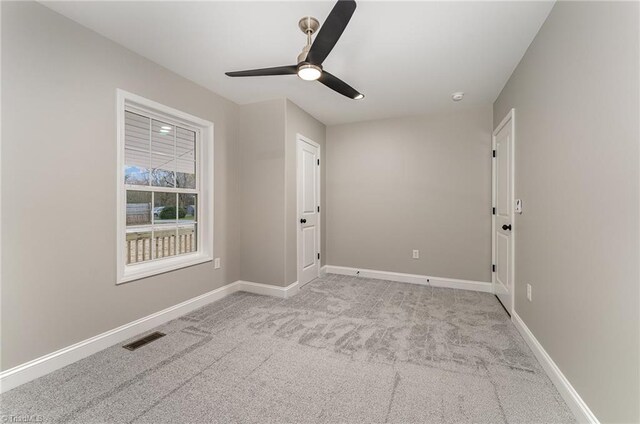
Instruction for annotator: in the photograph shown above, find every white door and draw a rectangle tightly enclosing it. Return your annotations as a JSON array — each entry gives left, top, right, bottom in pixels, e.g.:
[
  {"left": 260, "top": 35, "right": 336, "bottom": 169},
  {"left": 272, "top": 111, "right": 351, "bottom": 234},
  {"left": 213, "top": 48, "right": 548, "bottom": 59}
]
[
  {"left": 492, "top": 110, "right": 515, "bottom": 314},
  {"left": 297, "top": 136, "right": 320, "bottom": 287}
]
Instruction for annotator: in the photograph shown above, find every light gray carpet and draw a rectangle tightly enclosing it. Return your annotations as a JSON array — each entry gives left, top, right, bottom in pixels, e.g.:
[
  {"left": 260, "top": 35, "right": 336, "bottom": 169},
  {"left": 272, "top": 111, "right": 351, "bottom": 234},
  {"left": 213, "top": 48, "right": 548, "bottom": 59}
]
[{"left": 1, "top": 274, "right": 574, "bottom": 423}]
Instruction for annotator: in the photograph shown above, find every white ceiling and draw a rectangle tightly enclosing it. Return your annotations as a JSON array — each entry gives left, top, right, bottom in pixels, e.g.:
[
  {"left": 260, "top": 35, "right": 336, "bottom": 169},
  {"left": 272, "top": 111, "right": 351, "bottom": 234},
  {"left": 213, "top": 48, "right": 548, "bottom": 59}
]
[{"left": 42, "top": 1, "right": 554, "bottom": 125}]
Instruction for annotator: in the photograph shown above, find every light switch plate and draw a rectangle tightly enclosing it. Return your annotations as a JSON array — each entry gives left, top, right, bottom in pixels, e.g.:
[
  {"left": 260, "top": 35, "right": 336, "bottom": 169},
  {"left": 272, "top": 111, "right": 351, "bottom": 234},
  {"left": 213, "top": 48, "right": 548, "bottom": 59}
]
[
  {"left": 214, "top": 258, "right": 221, "bottom": 269},
  {"left": 515, "top": 199, "right": 523, "bottom": 214}
]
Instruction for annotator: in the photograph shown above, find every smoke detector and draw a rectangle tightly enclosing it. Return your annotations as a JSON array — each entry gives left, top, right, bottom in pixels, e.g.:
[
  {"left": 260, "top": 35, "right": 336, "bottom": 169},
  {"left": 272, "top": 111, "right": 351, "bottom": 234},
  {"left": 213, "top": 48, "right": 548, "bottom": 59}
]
[{"left": 451, "top": 92, "right": 465, "bottom": 102}]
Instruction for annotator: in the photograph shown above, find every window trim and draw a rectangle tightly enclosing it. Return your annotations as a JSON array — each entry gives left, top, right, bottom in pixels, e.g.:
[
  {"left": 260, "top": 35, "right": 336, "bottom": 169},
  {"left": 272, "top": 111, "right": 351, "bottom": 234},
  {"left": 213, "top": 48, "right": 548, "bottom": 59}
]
[{"left": 116, "top": 89, "right": 214, "bottom": 284}]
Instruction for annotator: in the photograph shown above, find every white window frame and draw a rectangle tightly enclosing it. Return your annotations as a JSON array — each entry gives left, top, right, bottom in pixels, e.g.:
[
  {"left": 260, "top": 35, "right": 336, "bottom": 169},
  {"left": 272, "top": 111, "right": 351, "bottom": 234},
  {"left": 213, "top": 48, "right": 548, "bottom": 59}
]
[{"left": 116, "top": 89, "right": 214, "bottom": 284}]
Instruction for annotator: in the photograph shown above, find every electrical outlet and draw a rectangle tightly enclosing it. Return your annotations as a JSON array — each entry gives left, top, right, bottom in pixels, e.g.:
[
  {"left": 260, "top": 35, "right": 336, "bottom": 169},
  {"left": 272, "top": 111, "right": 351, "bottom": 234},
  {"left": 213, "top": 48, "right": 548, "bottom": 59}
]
[
  {"left": 412, "top": 250, "right": 419, "bottom": 259},
  {"left": 214, "top": 258, "right": 221, "bottom": 269},
  {"left": 526, "top": 284, "right": 532, "bottom": 301}
]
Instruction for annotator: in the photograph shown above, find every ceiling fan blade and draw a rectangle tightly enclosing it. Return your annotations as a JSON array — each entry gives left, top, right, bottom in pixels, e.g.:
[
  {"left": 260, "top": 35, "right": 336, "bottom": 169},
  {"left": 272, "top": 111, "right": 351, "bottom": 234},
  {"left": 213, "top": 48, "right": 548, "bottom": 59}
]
[
  {"left": 318, "top": 71, "right": 364, "bottom": 100},
  {"left": 225, "top": 65, "right": 297, "bottom": 77},
  {"left": 306, "top": 0, "right": 356, "bottom": 65}
]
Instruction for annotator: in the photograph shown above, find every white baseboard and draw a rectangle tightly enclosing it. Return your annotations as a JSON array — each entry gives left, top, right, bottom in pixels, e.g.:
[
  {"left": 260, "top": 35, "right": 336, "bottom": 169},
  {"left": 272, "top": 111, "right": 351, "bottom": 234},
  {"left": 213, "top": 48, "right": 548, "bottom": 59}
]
[
  {"left": 322, "top": 265, "right": 493, "bottom": 293},
  {"left": 319, "top": 265, "right": 328, "bottom": 277},
  {"left": 236, "top": 280, "right": 299, "bottom": 299},
  {"left": 512, "top": 311, "right": 599, "bottom": 424},
  {"left": 0, "top": 279, "right": 297, "bottom": 394}
]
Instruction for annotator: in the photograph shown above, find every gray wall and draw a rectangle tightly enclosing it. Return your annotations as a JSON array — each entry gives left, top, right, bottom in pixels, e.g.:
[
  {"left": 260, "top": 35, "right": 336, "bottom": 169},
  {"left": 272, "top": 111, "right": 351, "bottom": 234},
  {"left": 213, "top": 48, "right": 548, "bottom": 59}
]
[
  {"left": 285, "top": 100, "right": 326, "bottom": 285},
  {"left": 493, "top": 2, "right": 639, "bottom": 422},
  {"left": 0, "top": 1, "right": 329, "bottom": 371},
  {"left": 1, "top": 2, "right": 241, "bottom": 370},
  {"left": 237, "top": 99, "right": 287, "bottom": 286},
  {"left": 238, "top": 99, "right": 326, "bottom": 287},
  {"left": 326, "top": 106, "right": 493, "bottom": 282}
]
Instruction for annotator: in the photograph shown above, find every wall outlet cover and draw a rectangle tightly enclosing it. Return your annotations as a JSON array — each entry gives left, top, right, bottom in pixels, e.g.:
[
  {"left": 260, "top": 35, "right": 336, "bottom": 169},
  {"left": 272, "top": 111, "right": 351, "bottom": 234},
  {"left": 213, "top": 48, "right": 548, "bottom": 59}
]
[
  {"left": 412, "top": 250, "right": 419, "bottom": 259},
  {"left": 214, "top": 258, "right": 221, "bottom": 269},
  {"left": 526, "top": 283, "right": 532, "bottom": 301}
]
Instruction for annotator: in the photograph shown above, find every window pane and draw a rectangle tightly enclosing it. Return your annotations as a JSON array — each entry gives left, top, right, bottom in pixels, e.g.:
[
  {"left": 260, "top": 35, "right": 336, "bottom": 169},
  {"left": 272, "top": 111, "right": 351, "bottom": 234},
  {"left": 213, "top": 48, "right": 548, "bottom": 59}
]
[
  {"left": 125, "top": 111, "right": 150, "bottom": 151},
  {"left": 151, "top": 119, "right": 174, "bottom": 155},
  {"left": 125, "top": 149, "right": 150, "bottom": 185},
  {"left": 176, "top": 159, "right": 195, "bottom": 189},
  {"left": 176, "top": 127, "right": 195, "bottom": 161},
  {"left": 153, "top": 227, "right": 178, "bottom": 259},
  {"left": 151, "top": 153, "right": 175, "bottom": 187},
  {"left": 151, "top": 119, "right": 175, "bottom": 187},
  {"left": 154, "top": 192, "right": 177, "bottom": 224},
  {"left": 124, "top": 111, "right": 151, "bottom": 186},
  {"left": 125, "top": 230, "right": 152, "bottom": 265},
  {"left": 177, "top": 225, "right": 197, "bottom": 255},
  {"left": 122, "top": 106, "right": 202, "bottom": 269},
  {"left": 126, "top": 191, "right": 151, "bottom": 226},
  {"left": 179, "top": 193, "right": 197, "bottom": 223}
]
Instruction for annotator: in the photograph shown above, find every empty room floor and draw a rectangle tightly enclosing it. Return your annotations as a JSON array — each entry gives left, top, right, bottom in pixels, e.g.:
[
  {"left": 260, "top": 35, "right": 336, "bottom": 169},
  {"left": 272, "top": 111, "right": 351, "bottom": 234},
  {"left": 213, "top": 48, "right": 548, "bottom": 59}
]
[{"left": 0, "top": 275, "right": 574, "bottom": 423}]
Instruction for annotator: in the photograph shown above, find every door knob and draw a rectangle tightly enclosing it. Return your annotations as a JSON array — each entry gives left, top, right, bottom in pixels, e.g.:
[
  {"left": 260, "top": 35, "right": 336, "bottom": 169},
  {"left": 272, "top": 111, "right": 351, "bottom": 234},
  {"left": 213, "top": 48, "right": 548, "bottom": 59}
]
[
  {"left": 300, "top": 218, "right": 307, "bottom": 224},
  {"left": 502, "top": 224, "right": 512, "bottom": 231}
]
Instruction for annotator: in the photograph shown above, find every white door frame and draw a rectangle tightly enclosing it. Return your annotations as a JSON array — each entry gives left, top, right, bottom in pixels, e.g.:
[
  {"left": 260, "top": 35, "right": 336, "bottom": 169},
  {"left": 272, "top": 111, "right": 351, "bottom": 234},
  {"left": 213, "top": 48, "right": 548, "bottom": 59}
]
[
  {"left": 491, "top": 108, "right": 515, "bottom": 314},
  {"left": 296, "top": 133, "right": 321, "bottom": 285}
]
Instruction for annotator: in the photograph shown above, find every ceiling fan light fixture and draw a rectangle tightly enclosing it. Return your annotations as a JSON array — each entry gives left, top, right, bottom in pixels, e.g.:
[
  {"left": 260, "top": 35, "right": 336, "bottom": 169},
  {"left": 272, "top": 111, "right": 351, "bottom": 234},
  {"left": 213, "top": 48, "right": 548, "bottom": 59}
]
[{"left": 297, "top": 63, "right": 322, "bottom": 81}]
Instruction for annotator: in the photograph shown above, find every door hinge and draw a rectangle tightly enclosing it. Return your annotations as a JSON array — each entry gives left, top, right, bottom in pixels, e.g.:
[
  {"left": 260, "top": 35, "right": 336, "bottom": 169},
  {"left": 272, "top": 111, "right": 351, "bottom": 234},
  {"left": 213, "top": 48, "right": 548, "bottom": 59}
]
[
  {"left": 317, "top": 253, "right": 320, "bottom": 260},
  {"left": 492, "top": 264, "right": 496, "bottom": 273},
  {"left": 317, "top": 206, "right": 320, "bottom": 212},
  {"left": 492, "top": 150, "right": 496, "bottom": 158},
  {"left": 492, "top": 207, "right": 496, "bottom": 215},
  {"left": 317, "top": 159, "right": 320, "bottom": 166}
]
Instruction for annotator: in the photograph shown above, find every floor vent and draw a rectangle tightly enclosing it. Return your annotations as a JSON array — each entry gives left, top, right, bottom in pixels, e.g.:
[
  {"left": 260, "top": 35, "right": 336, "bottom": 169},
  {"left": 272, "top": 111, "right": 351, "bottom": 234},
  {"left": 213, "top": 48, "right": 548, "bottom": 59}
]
[{"left": 123, "top": 331, "right": 166, "bottom": 351}]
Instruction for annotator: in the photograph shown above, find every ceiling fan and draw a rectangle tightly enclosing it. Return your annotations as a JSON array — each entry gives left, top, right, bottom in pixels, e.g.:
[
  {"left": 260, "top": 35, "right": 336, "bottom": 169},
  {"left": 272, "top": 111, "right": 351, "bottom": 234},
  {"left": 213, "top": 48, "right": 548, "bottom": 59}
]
[{"left": 225, "top": 0, "right": 364, "bottom": 100}]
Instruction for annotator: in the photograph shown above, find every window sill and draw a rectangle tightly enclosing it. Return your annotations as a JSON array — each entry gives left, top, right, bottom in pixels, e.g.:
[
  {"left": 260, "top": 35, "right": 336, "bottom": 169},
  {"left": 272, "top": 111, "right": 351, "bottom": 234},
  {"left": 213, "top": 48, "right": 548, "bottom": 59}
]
[{"left": 117, "top": 253, "right": 213, "bottom": 285}]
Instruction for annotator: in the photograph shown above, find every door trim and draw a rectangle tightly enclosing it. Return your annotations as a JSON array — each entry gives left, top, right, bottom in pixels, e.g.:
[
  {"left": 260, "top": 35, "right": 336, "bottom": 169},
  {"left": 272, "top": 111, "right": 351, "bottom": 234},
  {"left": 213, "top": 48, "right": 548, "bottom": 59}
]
[
  {"left": 491, "top": 108, "right": 515, "bottom": 314},
  {"left": 296, "top": 133, "right": 321, "bottom": 286}
]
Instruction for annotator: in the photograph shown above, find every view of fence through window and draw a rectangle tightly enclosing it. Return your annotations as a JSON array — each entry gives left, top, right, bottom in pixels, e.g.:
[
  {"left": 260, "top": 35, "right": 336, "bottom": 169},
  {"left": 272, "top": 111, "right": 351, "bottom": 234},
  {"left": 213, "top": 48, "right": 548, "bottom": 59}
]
[{"left": 124, "top": 110, "right": 198, "bottom": 265}]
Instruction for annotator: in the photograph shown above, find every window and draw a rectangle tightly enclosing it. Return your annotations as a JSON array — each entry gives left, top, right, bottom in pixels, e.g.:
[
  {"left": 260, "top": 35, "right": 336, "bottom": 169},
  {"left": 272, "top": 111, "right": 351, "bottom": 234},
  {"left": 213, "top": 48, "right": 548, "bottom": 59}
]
[{"left": 117, "top": 90, "right": 213, "bottom": 284}]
